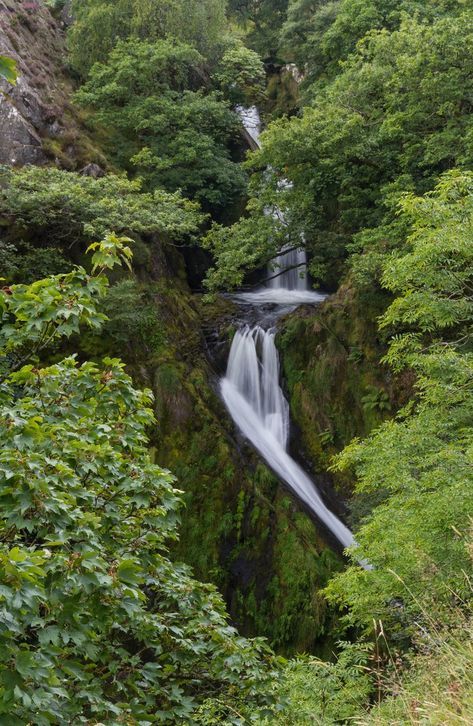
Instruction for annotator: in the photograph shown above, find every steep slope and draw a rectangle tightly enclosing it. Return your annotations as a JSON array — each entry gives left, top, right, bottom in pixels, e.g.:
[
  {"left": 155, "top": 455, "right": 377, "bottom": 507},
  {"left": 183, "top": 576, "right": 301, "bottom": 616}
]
[
  {"left": 278, "top": 280, "right": 414, "bottom": 506},
  {"left": 84, "top": 249, "right": 345, "bottom": 654},
  {"left": 0, "top": 3, "right": 345, "bottom": 655},
  {"left": 0, "top": 0, "right": 104, "bottom": 168}
]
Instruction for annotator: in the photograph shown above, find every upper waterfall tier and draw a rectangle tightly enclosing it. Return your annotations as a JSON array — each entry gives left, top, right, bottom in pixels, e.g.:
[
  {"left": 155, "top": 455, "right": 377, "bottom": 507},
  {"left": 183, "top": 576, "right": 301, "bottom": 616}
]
[
  {"left": 236, "top": 106, "right": 319, "bottom": 300},
  {"left": 236, "top": 105, "right": 262, "bottom": 148},
  {"left": 269, "top": 245, "right": 309, "bottom": 292}
]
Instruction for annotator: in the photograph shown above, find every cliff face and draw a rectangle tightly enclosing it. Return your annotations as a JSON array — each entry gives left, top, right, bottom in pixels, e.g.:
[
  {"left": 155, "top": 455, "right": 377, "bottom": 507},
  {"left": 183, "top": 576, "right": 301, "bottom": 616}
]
[
  {"left": 0, "top": 0, "right": 103, "bottom": 169},
  {"left": 278, "top": 282, "right": 414, "bottom": 517},
  {"left": 0, "top": 0, "right": 63, "bottom": 164},
  {"left": 83, "top": 252, "right": 345, "bottom": 655}
]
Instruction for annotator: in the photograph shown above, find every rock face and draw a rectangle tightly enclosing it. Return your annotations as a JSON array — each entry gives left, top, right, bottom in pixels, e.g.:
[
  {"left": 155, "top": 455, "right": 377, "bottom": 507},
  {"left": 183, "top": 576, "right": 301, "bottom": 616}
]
[
  {"left": 0, "top": 0, "right": 82, "bottom": 166},
  {"left": 80, "top": 162, "right": 105, "bottom": 178}
]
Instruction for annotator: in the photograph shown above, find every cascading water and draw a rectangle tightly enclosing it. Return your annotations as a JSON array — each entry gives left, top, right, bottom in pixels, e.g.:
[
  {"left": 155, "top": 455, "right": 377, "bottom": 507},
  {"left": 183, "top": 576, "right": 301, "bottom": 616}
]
[
  {"left": 225, "top": 326, "right": 289, "bottom": 448},
  {"left": 269, "top": 245, "right": 308, "bottom": 291},
  {"left": 221, "top": 331, "right": 355, "bottom": 550},
  {"left": 219, "top": 106, "right": 362, "bottom": 555},
  {"left": 235, "top": 105, "right": 261, "bottom": 147},
  {"left": 234, "top": 106, "right": 322, "bottom": 306}
]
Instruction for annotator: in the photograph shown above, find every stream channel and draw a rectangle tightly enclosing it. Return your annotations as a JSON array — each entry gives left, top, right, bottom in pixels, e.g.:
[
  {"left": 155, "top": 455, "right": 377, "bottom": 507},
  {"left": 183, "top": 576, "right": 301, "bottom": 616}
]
[{"left": 220, "top": 107, "right": 355, "bottom": 553}]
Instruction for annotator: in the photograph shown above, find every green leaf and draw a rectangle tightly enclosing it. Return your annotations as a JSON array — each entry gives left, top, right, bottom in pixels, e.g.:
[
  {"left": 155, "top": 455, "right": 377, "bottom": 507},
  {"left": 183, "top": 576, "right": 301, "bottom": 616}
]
[{"left": 0, "top": 55, "right": 17, "bottom": 86}]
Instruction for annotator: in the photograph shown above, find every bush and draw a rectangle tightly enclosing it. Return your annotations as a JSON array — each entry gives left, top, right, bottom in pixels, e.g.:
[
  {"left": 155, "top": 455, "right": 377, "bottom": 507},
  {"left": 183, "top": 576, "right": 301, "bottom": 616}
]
[
  {"left": 0, "top": 237, "right": 279, "bottom": 723},
  {"left": 0, "top": 165, "right": 202, "bottom": 248}
]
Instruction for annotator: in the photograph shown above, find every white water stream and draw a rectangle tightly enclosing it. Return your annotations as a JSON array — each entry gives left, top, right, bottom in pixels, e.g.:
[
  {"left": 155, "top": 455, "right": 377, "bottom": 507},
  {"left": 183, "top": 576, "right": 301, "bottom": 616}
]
[
  {"left": 219, "top": 107, "right": 357, "bottom": 552},
  {"left": 221, "top": 331, "right": 355, "bottom": 550}
]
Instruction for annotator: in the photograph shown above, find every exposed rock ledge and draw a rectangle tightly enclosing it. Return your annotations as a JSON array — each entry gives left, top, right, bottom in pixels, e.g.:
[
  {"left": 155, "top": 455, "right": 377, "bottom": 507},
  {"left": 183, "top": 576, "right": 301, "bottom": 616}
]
[{"left": 0, "top": 0, "right": 100, "bottom": 168}]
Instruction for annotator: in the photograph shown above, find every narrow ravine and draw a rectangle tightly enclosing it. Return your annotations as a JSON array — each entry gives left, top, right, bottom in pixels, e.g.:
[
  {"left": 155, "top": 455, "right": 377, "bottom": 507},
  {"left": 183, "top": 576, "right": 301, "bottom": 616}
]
[{"left": 220, "top": 108, "right": 355, "bottom": 552}]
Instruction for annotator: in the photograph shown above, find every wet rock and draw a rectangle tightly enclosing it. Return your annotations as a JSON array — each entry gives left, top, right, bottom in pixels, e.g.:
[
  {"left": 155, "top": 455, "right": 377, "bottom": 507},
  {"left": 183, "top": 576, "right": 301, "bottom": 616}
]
[
  {"left": 47, "top": 117, "right": 63, "bottom": 138},
  {"left": 60, "top": 0, "right": 73, "bottom": 27},
  {"left": 0, "top": 92, "right": 45, "bottom": 165}
]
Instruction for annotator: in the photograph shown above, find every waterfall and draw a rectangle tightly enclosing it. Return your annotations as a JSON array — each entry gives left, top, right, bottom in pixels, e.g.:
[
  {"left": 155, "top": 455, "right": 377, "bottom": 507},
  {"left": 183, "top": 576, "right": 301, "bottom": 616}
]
[
  {"left": 236, "top": 105, "right": 261, "bottom": 147},
  {"left": 221, "top": 327, "right": 355, "bottom": 550},
  {"left": 224, "top": 107, "right": 365, "bottom": 557},
  {"left": 235, "top": 106, "right": 322, "bottom": 305},
  {"left": 269, "top": 245, "right": 308, "bottom": 291},
  {"left": 225, "top": 326, "right": 289, "bottom": 448}
]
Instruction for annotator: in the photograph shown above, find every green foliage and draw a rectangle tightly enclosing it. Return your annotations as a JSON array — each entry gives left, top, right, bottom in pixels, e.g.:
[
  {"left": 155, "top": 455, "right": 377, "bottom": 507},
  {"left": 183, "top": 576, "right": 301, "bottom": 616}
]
[
  {"left": 228, "top": 0, "right": 290, "bottom": 61},
  {"left": 1, "top": 264, "right": 102, "bottom": 375},
  {"left": 0, "top": 242, "right": 72, "bottom": 285},
  {"left": 209, "top": 8, "right": 473, "bottom": 290},
  {"left": 214, "top": 42, "right": 266, "bottom": 106},
  {"left": 0, "top": 238, "right": 279, "bottom": 723},
  {"left": 319, "top": 429, "right": 335, "bottom": 446},
  {"left": 68, "top": 0, "right": 228, "bottom": 76},
  {"left": 280, "top": 0, "right": 340, "bottom": 83},
  {"left": 80, "top": 278, "right": 172, "bottom": 363},
  {"left": 266, "top": 643, "right": 373, "bottom": 724},
  {"left": 381, "top": 171, "right": 473, "bottom": 350},
  {"left": 325, "top": 173, "right": 473, "bottom": 633},
  {"left": 0, "top": 234, "right": 131, "bottom": 379},
  {"left": 14, "top": 0, "right": 472, "bottom": 719},
  {"left": 0, "top": 241, "right": 18, "bottom": 280},
  {"left": 0, "top": 165, "right": 202, "bottom": 247},
  {"left": 281, "top": 0, "right": 463, "bottom": 91},
  {"left": 203, "top": 198, "right": 288, "bottom": 292},
  {"left": 45, "top": 0, "right": 67, "bottom": 12},
  {"left": 75, "top": 39, "right": 247, "bottom": 210},
  {"left": 361, "top": 385, "right": 390, "bottom": 413},
  {"left": 277, "top": 282, "right": 392, "bottom": 483},
  {"left": 0, "top": 55, "right": 17, "bottom": 86}
]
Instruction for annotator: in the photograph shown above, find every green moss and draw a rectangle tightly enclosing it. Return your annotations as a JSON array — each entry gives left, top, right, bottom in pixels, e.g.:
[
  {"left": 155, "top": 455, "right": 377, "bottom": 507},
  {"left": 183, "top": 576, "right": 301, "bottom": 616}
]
[
  {"left": 278, "top": 279, "right": 413, "bottom": 513},
  {"left": 75, "top": 254, "right": 346, "bottom": 655},
  {"left": 264, "top": 68, "right": 299, "bottom": 117},
  {"left": 42, "top": 112, "right": 109, "bottom": 171}
]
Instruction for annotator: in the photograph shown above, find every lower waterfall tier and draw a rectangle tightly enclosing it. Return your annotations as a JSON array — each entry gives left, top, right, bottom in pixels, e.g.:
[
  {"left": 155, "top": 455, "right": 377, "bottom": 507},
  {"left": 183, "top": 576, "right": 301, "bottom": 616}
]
[{"left": 221, "top": 320, "right": 355, "bottom": 551}]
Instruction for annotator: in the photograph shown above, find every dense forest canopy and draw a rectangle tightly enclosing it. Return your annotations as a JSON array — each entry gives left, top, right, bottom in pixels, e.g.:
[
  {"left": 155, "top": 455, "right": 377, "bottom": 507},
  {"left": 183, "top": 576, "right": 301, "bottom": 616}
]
[
  {"left": 204, "top": 4, "right": 473, "bottom": 291},
  {"left": 0, "top": 238, "right": 278, "bottom": 723},
  {"left": 0, "top": 0, "right": 472, "bottom": 723},
  {"left": 281, "top": 0, "right": 464, "bottom": 88},
  {"left": 68, "top": 0, "right": 229, "bottom": 75},
  {"left": 228, "top": 0, "right": 290, "bottom": 60},
  {"left": 74, "top": 40, "right": 248, "bottom": 209}
]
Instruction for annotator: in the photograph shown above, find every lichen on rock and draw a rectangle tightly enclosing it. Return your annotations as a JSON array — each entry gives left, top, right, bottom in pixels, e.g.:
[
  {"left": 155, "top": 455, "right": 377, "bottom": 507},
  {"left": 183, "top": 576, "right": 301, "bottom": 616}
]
[{"left": 0, "top": 0, "right": 103, "bottom": 168}]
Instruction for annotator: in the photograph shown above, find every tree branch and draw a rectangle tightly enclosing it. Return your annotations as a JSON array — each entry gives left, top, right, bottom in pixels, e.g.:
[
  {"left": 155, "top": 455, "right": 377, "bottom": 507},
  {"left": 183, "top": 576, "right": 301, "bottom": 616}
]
[
  {"left": 266, "top": 245, "right": 304, "bottom": 262},
  {"left": 246, "top": 261, "right": 307, "bottom": 288}
]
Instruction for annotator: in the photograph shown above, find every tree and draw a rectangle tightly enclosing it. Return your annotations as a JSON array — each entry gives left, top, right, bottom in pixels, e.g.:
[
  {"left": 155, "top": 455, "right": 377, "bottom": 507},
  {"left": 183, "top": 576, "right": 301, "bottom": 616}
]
[
  {"left": 0, "top": 236, "right": 279, "bottom": 723},
  {"left": 228, "top": 0, "right": 290, "bottom": 61},
  {"left": 281, "top": 0, "right": 464, "bottom": 91},
  {"left": 213, "top": 42, "right": 266, "bottom": 106},
  {"left": 205, "top": 9, "right": 473, "bottom": 290},
  {"left": 202, "top": 181, "right": 290, "bottom": 293},
  {"left": 75, "top": 39, "right": 247, "bottom": 211},
  {"left": 280, "top": 0, "right": 340, "bottom": 82},
  {"left": 0, "top": 165, "right": 203, "bottom": 248},
  {"left": 68, "top": 0, "right": 228, "bottom": 76},
  {"left": 325, "top": 172, "right": 473, "bottom": 632}
]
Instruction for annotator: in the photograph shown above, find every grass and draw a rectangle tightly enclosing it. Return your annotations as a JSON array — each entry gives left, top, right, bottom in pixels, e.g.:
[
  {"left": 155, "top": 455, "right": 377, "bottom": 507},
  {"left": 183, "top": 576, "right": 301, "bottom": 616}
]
[
  {"left": 361, "top": 618, "right": 473, "bottom": 725},
  {"left": 264, "top": 536, "right": 473, "bottom": 726}
]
